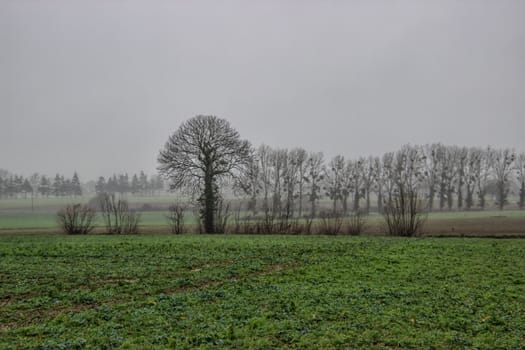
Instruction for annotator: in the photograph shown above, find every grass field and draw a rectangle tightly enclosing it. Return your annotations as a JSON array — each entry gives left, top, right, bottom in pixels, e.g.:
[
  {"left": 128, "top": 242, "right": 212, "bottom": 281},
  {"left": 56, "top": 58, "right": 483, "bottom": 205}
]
[
  {"left": 1, "top": 196, "right": 525, "bottom": 236},
  {"left": 1, "top": 210, "right": 525, "bottom": 237},
  {"left": 1, "top": 235, "right": 524, "bottom": 349}
]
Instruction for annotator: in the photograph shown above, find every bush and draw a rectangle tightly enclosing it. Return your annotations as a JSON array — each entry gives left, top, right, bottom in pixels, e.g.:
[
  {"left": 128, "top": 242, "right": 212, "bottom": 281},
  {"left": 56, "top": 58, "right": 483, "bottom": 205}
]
[
  {"left": 166, "top": 204, "right": 186, "bottom": 234},
  {"left": 99, "top": 193, "right": 141, "bottom": 234},
  {"left": 343, "top": 211, "right": 366, "bottom": 235},
  {"left": 229, "top": 205, "right": 313, "bottom": 235},
  {"left": 383, "top": 190, "right": 426, "bottom": 236},
  {"left": 57, "top": 204, "right": 96, "bottom": 235},
  {"left": 317, "top": 211, "right": 343, "bottom": 235}
]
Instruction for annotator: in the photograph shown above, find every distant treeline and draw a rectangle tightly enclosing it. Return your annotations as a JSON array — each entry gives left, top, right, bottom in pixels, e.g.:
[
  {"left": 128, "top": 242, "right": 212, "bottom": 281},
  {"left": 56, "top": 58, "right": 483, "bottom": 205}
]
[
  {"left": 94, "top": 172, "right": 164, "bottom": 196},
  {"left": 0, "top": 172, "right": 82, "bottom": 198},
  {"left": 0, "top": 170, "right": 165, "bottom": 199}
]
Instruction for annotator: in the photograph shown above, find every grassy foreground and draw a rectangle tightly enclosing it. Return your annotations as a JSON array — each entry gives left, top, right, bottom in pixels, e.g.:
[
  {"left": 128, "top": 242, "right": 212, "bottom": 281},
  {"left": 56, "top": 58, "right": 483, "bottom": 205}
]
[{"left": 1, "top": 235, "right": 524, "bottom": 349}]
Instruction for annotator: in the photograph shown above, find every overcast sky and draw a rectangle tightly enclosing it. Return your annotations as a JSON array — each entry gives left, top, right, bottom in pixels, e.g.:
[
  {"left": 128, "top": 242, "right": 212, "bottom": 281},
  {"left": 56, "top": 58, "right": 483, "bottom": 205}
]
[{"left": 1, "top": 0, "right": 524, "bottom": 180}]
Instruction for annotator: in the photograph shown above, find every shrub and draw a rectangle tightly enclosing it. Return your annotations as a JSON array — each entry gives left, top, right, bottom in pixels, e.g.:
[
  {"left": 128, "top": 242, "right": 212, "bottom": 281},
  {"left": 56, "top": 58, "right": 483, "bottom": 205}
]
[
  {"left": 57, "top": 204, "right": 96, "bottom": 235},
  {"left": 166, "top": 204, "right": 186, "bottom": 234},
  {"left": 99, "top": 193, "right": 141, "bottom": 234},
  {"left": 343, "top": 211, "right": 366, "bottom": 235},
  {"left": 317, "top": 211, "right": 343, "bottom": 235},
  {"left": 382, "top": 189, "right": 426, "bottom": 236}
]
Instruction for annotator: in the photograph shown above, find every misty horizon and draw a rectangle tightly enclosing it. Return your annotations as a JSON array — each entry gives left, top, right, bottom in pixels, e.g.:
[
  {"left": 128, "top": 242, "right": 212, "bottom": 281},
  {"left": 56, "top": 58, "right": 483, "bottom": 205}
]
[{"left": 2, "top": 1, "right": 524, "bottom": 179}]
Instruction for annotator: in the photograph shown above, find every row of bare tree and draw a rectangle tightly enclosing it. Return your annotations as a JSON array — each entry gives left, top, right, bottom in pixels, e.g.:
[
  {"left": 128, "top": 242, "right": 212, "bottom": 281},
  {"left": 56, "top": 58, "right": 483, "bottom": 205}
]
[{"left": 233, "top": 144, "right": 525, "bottom": 217}]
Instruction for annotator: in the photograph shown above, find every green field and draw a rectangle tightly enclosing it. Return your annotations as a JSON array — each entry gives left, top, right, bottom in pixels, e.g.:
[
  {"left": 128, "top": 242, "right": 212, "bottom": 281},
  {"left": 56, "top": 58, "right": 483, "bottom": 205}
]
[
  {"left": 1, "top": 196, "right": 525, "bottom": 236},
  {"left": 0, "top": 211, "right": 182, "bottom": 230},
  {"left": 0, "top": 210, "right": 525, "bottom": 233},
  {"left": 1, "top": 235, "right": 524, "bottom": 349}
]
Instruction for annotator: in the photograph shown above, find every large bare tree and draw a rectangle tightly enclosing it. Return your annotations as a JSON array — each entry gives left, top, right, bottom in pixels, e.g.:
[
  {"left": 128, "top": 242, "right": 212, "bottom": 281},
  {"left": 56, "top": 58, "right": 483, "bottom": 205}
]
[{"left": 158, "top": 115, "right": 252, "bottom": 233}]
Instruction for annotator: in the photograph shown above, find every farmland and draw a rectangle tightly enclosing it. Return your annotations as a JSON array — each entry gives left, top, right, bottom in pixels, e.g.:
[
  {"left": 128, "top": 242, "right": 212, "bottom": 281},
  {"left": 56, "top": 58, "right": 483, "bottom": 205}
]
[
  {"left": 1, "top": 235, "right": 524, "bottom": 349},
  {"left": 1, "top": 195, "right": 525, "bottom": 236}
]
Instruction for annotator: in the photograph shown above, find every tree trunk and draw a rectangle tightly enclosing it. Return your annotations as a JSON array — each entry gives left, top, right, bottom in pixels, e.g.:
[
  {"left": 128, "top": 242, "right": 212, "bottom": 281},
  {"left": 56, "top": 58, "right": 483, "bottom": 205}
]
[
  {"left": 447, "top": 186, "right": 454, "bottom": 210},
  {"left": 439, "top": 182, "right": 446, "bottom": 211},
  {"left": 353, "top": 190, "right": 360, "bottom": 212},
  {"left": 519, "top": 181, "right": 525, "bottom": 210},
  {"left": 465, "top": 184, "right": 473, "bottom": 210},
  {"left": 365, "top": 190, "right": 370, "bottom": 214},
  {"left": 203, "top": 171, "right": 215, "bottom": 233},
  {"left": 428, "top": 188, "right": 435, "bottom": 212},
  {"left": 457, "top": 184, "right": 463, "bottom": 210},
  {"left": 377, "top": 191, "right": 383, "bottom": 214},
  {"left": 298, "top": 183, "right": 303, "bottom": 218},
  {"left": 497, "top": 183, "right": 505, "bottom": 211},
  {"left": 341, "top": 195, "right": 348, "bottom": 215}
]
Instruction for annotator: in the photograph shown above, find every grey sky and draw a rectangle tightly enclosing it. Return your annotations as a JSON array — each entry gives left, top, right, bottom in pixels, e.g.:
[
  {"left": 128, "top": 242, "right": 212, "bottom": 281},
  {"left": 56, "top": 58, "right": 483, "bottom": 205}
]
[{"left": 1, "top": 0, "right": 524, "bottom": 180}]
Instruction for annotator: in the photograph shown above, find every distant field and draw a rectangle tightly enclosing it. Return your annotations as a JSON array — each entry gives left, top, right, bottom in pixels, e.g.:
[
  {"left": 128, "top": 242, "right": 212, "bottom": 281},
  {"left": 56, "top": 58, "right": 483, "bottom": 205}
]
[
  {"left": 0, "top": 195, "right": 180, "bottom": 212},
  {"left": 1, "top": 235, "right": 524, "bottom": 349},
  {"left": 1, "top": 209, "right": 525, "bottom": 236},
  {"left": 1, "top": 196, "right": 525, "bottom": 235},
  {"left": 0, "top": 212, "right": 181, "bottom": 230}
]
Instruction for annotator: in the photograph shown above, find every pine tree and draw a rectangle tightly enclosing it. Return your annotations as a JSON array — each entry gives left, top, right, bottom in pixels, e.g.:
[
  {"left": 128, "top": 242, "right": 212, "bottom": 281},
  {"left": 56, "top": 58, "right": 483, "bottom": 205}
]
[
  {"left": 131, "top": 174, "right": 139, "bottom": 195},
  {"left": 72, "top": 172, "right": 82, "bottom": 197},
  {"left": 21, "top": 178, "right": 33, "bottom": 199},
  {"left": 53, "top": 174, "right": 62, "bottom": 197},
  {"left": 95, "top": 176, "right": 106, "bottom": 194},
  {"left": 39, "top": 176, "right": 51, "bottom": 197}
]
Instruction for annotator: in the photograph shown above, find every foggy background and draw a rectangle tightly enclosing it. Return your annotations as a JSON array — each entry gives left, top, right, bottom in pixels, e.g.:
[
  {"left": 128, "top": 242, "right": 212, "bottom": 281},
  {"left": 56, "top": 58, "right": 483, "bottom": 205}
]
[{"left": 1, "top": 0, "right": 524, "bottom": 180}]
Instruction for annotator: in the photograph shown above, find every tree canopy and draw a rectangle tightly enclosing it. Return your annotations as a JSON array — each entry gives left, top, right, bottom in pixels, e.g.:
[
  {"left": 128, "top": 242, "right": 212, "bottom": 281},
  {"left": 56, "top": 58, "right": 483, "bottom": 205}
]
[{"left": 158, "top": 115, "right": 252, "bottom": 233}]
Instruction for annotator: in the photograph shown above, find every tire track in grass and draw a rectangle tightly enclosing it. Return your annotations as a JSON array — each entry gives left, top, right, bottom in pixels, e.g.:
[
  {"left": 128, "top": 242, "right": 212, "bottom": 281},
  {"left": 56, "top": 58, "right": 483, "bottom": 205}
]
[{"left": 0, "top": 261, "right": 298, "bottom": 331}]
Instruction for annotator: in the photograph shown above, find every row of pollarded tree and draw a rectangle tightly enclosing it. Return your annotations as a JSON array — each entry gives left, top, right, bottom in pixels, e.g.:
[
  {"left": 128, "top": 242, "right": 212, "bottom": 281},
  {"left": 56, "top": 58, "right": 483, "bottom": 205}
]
[
  {"left": 158, "top": 115, "right": 525, "bottom": 234},
  {"left": 236, "top": 143, "right": 525, "bottom": 217}
]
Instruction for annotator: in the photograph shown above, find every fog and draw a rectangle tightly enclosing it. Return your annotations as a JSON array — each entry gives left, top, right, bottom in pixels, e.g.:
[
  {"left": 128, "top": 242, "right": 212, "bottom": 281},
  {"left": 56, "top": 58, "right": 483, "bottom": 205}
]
[{"left": 1, "top": 0, "right": 524, "bottom": 180}]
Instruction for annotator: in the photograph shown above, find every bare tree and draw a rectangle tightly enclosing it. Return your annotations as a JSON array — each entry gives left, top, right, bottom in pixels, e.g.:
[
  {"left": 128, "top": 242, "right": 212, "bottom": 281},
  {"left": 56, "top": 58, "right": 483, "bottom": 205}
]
[
  {"left": 57, "top": 204, "right": 96, "bottom": 235},
  {"left": 475, "top": 147, "right": 494, "bottom": 209},
  {"left": 305, "top": 152, "right": 324, "bottom": 218},
  {"left": 383, "top": 190, "right": 426, "bottom": 236},
  {"left": 423, "top": 143, "right": 443, "bottom": 211},
  {"left": 339, "top": 159, "right": 354, "bottom": 215},
  {"left": 235, "top": 156, "right": 261, "bottom": 216},
  {"left": 99, "top": 193, "right": 141, "bottom": 234},
  {"left": 258, "top": 144, "right": 273, "bottom": 213},
  {"left": 382, "top": 145, "right": 427, "bottom": 236},
  {"left": 373, "top": 156, "right": 385, "bottom": 214},
  {"left": 158, "top": 115, "right": 252, "bottom": 233},
  {"left": 166, "top": 203, "right": 186, "bottom": 234},
  {"left": 455, "top": 147, "right": 468, "bottom": 210},
  {"left": 270, "top": 149, "right": 287, "bottom": 217},
  {"left": 380, "top": 152, "right": 396, "bottom": 208},
  {"left": 464, "top": 148, "right": 481, "bottom": 210},
  {"left": 516, "top": 153, "right": 525, "bottom": 210},
  {"left": 283, "top": 148, "right": 306, "bottom": 218},
  {"left": 324, "top": 155, "right": 345, "bottom": 214},
  {"left": 437, "top": 146, "right": 457, "bottom": 211},
  {"left": 350, "top": 158, "right": 365, "bottom": 213},
  {"left": 317, "top": 211, "right": 343, "bottom": 235},
  {"left": 360, "top": 157, "right": 377, "bottom": 214},
  {"left": 493, "top": 148, "right": 515, "bottom": 210}
]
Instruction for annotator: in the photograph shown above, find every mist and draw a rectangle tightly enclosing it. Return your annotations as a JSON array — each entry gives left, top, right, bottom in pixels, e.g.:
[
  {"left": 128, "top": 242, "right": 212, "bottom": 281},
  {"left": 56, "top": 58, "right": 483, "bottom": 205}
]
[{"left": 1, "top": 0, "right": 524, "bottom": 180}]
